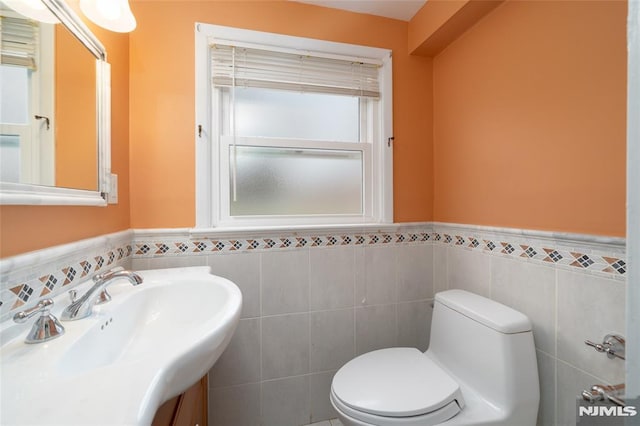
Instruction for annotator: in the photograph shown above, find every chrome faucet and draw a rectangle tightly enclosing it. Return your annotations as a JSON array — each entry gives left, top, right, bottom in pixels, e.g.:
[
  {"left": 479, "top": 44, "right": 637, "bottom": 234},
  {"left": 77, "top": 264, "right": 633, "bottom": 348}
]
[
  {"left": 61, "top": 269, "right": 143, "bottom": 321},
  {"left": 14, "top": 299, "right": 65, "bottom": 343}
]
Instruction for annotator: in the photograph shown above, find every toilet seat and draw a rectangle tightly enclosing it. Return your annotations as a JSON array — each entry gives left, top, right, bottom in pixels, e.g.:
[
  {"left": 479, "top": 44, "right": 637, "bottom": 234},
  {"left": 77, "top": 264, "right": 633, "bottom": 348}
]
[
  {"left": 331, "top": 348, "right": 464, "bottom": 425},
  {"left": 331, "top": 389, "right": 462, "bottom": 426}
]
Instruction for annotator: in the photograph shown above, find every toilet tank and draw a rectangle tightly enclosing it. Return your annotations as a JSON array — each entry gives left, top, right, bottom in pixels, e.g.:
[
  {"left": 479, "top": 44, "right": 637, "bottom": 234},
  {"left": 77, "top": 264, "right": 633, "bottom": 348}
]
[{"left": 426, "top": 290, "right": 539, "bottom": 420}]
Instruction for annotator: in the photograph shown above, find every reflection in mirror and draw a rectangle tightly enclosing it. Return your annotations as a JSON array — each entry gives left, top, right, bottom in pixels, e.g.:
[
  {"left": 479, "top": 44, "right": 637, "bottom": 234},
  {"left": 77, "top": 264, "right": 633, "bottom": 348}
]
[
  {"left": 55, "top": 22, "right": 97, "bottom": 190},
  {"left": 0, "top": 0, "right": 108, "bottom": 202},
  {"left": 0, "top": 6, "right": 55, "bottom": 186}
]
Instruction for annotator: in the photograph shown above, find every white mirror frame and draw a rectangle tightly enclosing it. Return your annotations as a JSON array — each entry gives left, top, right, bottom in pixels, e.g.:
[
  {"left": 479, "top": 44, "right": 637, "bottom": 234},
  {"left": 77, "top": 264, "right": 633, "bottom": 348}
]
[{"left": 0, "top": 0, "right": 111, "bottom": 206}]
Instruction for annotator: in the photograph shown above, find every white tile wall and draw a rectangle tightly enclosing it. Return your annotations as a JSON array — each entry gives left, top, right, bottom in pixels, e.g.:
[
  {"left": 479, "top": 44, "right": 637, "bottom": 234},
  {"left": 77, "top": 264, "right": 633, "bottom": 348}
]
[
  {"left": 536, "top": 350, "right": 556, "bottom": 426},
  {"left": 203, "top": 246, "right": 431, "bottom": 425},
  {"left": 305, "top": 419, "right": 343, "bottom": 426},
  {"left": 556, "top": 270, "right": 626, "bottom": 383},
  {"left": 556, "top": 361, "right": 605, "bottom": 426},
  {"left": 396, "top": 244, "right": 434, "bottom": 301},
  {"left": 397, "top": 300, "right": 432, "bottom": 351},
  {"left": 261, "top": 250, "right": 309, "bottom": 315},
  {"left": 262, "top": 313, "right": 310, "bottom": 380},
  {"left": 491, "top": 256, "right": 556, "bottom": 355},
  {"left": 355, "top": 304, "right": 397, "bottom": 355},
  {"left": 309, "top": 372, "right": 339, "bottom": 423},
  {"left": 210, "top": 383, "right": 260, "bottom": 426},
  {"left": 309, "top": 247, "right": 356, "bottom": 311},
  {"left": 1, "top": 223, "right": 626, "bottom": 426},
  {"left": 432, "top": 223, "right": 626, "bottom": 426},
  {"left": 209, "top": 318, "right": 261, "bottom": 387},
  {"left": 309, "top": 309, "right": 355, "bottom": 372},
  {"left": 262, "top": 375, "right": 310, "bottom": 426},
  {"left": 208, "top": 252, "right": 261, "bottom": 318},
  {"left": 355, "top": 245, "right": 396, "bottom": 305},
  {"left": 129, "top": 227, "right": 436, "bottom": 426},
  {"left": 447, "top": 246, "right": 492, "bottom": 297}
]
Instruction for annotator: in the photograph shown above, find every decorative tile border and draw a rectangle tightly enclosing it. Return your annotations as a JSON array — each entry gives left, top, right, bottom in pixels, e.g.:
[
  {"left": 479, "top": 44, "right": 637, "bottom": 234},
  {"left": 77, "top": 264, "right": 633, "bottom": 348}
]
[
  {"left": 431, "top": 223, "right": 626, "bottom": 280},
  {"left": 131, "top": 224, "right": 626, "bottom": 281},
  {"left": 0, "top": 231, "right": 133, "bottom": 321},
  {"left": 132, "top": 229, "right": 432, "bottom": 257},
  {"left": 0, "top": 223, "right": 627, "bottom": 321},
  {"left": 132, "top": 224, "right": 626, "bottom": 282}
]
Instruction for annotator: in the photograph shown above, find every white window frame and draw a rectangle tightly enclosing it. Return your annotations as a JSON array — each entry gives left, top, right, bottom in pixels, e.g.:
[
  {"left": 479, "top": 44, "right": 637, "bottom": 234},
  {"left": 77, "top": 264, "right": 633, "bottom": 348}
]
[
  {"left": 34, "top": 22, "right": 55, "bottom": 186},
  {"left": 195, "top": 23, "right": 393, "bottom": 229},
  {"left": 0, "top": 14, "right": 54, "bottom": 186}
]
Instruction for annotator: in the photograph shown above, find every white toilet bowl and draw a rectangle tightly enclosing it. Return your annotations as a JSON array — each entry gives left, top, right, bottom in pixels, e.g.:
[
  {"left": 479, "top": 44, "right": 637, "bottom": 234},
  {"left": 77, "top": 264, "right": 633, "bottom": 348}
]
[
  {"left": 330, "top": 347, "right": 463, "bottom": 426},
  {"left": 330, "top": 290, "right": 540, "bottom": 426}
]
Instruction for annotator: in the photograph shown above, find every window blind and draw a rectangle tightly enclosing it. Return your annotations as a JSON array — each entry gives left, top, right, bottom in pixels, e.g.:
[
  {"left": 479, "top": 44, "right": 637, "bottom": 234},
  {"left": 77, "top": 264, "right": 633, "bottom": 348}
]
[
  {"left": 211, "top": 44, "right": 380, "bottom": 98},
  {"left": 0, "top": 15, "right": 38, "bottom": 70}
]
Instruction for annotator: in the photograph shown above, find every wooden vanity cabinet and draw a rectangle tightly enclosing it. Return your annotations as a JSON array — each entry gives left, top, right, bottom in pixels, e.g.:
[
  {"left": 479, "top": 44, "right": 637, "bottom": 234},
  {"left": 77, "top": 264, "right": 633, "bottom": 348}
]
[{"left": 152, "top": 376, "right": 208, "bottom": 426}]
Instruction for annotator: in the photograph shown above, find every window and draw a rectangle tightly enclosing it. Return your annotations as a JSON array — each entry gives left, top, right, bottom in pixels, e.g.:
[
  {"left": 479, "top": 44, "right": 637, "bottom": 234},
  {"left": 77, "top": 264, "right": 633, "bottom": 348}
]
[
  {"left": 195, "top": 24, "right": 393, "bottom": 228},
  {"left": 0, "top": 11, "right": 54, "bottom": 185}
]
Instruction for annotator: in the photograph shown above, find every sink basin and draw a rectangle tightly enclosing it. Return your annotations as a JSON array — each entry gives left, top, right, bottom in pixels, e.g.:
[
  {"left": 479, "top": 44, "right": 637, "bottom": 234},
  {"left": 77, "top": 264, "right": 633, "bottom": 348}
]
[{"left": 0, "top": 266, "right": 242, "bottom": 425}]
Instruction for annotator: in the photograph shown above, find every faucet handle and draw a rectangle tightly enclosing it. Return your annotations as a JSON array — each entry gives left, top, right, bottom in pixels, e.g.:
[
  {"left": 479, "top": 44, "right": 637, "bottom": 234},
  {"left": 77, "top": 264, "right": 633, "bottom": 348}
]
[
  {"left": 95, "top": 289, "right": 112, "bottom": 305},
  {"left": 13, "top": 299, "right": 65, "bottom": 343},
  {"left": 14, "top": 298, "right": 55, "bottom": 323},
  {"left": 68, "top": 287, "right": 110, "bottom": 306}
]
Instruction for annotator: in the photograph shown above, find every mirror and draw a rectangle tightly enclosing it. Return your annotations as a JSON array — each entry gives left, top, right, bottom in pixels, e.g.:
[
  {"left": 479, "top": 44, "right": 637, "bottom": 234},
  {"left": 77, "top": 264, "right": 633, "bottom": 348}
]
[{"left": 0, "top": 0, "right": 110, "bottom": 205}]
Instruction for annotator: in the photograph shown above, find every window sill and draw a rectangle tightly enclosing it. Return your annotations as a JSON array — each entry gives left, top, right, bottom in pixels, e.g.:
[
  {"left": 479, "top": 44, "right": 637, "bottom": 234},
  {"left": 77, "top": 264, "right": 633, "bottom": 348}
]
[{"left": 188, "top": 222, "right": 429, "bottom": 239}]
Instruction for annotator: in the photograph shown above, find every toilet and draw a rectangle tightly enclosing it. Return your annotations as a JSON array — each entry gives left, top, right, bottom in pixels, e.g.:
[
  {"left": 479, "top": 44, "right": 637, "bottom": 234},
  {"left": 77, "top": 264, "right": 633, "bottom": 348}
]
[{"left": 330, "top": 289, "right": 540, "bottom": 426}]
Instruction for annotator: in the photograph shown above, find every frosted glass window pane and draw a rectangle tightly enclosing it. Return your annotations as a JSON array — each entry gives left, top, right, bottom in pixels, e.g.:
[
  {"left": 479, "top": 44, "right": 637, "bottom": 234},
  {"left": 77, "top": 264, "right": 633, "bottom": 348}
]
[
  {"left": 230, "top": 146, "right": 362, "bottom": 216},
  {"left": 0, "top": 66, "right": 30, "bottom": 124},
  {"left": 0, "top": 134, "right": 21, "bottom": 182},
  {"left": 230, "top": 88, "right": 359, "bottom": 142}
]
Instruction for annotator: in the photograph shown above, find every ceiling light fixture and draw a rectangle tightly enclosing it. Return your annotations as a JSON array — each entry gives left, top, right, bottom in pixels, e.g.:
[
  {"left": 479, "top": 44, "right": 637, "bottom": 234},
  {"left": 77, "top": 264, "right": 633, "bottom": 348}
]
[
  {"left": 79, "top": 0, "right": 136, "bottom": 33},
  {"left": 2, "top": 0, "right": 59, "bottom": 24}
]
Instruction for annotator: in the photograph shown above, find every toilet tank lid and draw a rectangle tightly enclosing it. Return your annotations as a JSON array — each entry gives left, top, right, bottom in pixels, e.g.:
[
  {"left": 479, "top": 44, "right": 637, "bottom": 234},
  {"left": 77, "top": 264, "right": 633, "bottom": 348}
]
[{"left": 435, "top": 290, "right": 532, "bottom": 333}]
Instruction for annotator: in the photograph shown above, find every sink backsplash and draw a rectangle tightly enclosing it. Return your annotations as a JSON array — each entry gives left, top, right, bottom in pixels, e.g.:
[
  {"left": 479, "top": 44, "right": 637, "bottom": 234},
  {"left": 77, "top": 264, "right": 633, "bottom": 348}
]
[{"left": 0, "top": 231, "right": 133, "bottom": 322}]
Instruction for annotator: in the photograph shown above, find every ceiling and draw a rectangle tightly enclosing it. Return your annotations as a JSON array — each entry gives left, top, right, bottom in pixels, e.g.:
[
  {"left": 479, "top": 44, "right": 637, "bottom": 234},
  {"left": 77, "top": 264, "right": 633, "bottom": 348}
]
[{"left": 295, "top": 0, "right": 427, "bottom": 21}]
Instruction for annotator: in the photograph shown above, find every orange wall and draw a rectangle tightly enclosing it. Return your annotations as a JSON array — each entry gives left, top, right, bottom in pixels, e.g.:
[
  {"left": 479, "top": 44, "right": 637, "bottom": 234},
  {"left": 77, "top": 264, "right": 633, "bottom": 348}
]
[
  {"left": 2, "top": 0, "right": 628, "bottom": 258},
  {"left": 128, "top": 0, "right": 434, "bottom": 228},
  {"left": 432, "top": 0, "right": 627, "bottom": 236},
  {"left": 0, "top": 13, "right": 131, "bottom": 257},
  {"left": 409, "top": 0, "right": 466, "bottom": 54},
  {"left": 409, "top": 0, "right": 503, "bottom": 57}
]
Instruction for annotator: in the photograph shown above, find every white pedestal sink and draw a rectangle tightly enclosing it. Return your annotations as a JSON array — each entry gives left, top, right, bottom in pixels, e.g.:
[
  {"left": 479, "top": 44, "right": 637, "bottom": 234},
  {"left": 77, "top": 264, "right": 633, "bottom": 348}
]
[{"left": 0, "top": 266, "right": 242, "bottom": 425}]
